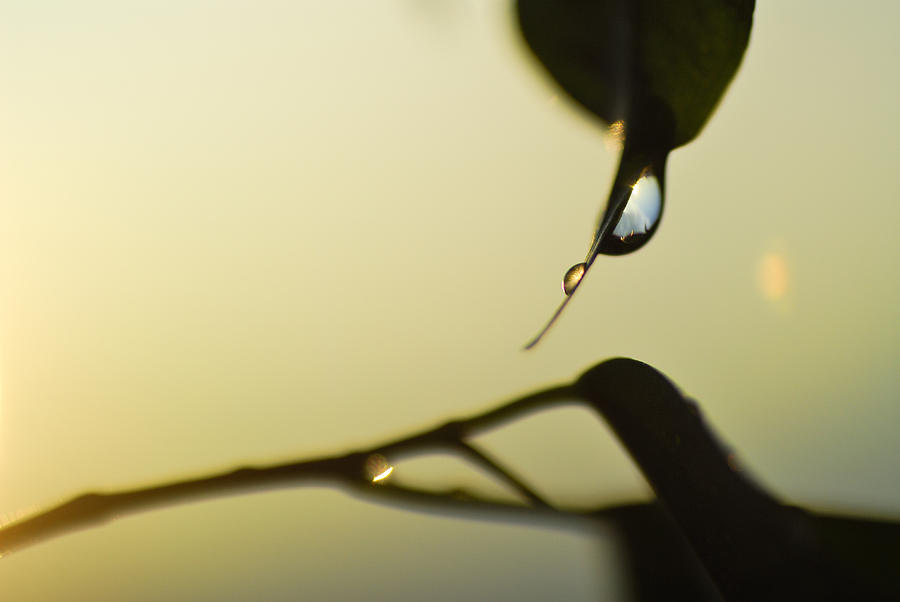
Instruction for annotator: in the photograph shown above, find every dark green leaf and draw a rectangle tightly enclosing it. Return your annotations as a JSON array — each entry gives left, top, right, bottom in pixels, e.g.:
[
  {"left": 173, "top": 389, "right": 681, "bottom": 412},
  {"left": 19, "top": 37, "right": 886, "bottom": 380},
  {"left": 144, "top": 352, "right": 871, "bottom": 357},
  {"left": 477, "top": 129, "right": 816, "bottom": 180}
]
[
  {"left": 517, "top": 0, "right": 755, "bottom": 151},
  {"left": 519, "top": 0, "right": 755, "bottom": 348},
  {"left": 578, "top": 358, "right": 900, "bottom": 601}
]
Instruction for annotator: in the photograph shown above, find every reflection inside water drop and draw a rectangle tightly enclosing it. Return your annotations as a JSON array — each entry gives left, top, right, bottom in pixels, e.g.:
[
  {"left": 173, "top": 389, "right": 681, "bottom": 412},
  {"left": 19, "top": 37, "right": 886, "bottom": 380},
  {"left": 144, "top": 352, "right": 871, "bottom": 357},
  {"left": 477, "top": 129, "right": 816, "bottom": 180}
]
[
  {"left": 365, "top": 454, "right": 394, "bottom": 483},
  {"left": 562, "top": 262, "right": 586, "bottom": 296},
  {"left": 600, "top": 170, "right": 663, "bottom": 255}
]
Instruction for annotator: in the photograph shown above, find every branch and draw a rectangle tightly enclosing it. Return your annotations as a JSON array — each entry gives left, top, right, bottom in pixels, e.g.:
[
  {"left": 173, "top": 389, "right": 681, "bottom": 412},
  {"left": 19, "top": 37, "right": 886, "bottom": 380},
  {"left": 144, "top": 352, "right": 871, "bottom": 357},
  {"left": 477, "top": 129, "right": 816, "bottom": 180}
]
[
  {"left": 5, "top": 358, "right": 899, "bottom": 602},
  {"left": 454, "top": 440, "right": 551, "bottom": 507},
  {"left": 0, "top": 383, "right": 582, "bottom": 555}
]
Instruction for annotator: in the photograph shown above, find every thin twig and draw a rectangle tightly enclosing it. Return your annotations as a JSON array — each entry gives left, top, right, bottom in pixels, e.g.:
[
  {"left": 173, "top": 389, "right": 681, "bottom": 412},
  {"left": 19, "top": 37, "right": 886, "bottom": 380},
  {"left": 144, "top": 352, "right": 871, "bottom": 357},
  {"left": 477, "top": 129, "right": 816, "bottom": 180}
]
[
  {"left": 0, "top": 383, "right": 582, "bottom": 555},
  {"left": 453, "top": 440, "right": 551, "bottom": 507}
]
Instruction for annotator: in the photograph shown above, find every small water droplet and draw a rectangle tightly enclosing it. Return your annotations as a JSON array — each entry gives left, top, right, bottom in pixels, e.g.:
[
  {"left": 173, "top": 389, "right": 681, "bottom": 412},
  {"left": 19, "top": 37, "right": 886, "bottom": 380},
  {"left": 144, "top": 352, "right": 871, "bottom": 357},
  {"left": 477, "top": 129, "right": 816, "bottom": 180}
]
[
  {"left": 562, "top": 262, "right": 586, "bottom": 296},
  {"left": 365, "top": 454, "right": 394, "bottom": 483},
  {"left": 600, "top": 169, "right": 663, "bottom": 255},
  {"left": 524, "top": 155, "right": 666, "bottom": 349}
]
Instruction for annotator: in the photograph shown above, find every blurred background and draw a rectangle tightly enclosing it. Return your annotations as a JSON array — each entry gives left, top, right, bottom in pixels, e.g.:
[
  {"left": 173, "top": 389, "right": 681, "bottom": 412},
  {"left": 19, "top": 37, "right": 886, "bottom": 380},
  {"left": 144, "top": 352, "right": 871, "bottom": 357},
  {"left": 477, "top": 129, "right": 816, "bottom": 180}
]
[{"left": 1, "top": 1, "right": 898, "bottom": 599}]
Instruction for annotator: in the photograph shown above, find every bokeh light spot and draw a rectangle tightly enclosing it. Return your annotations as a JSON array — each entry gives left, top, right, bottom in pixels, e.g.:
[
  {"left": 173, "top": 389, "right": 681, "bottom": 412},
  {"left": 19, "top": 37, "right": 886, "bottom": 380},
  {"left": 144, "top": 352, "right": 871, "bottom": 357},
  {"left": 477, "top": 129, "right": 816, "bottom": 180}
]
[{"left": 757, "top": 252, "right": 789, "bottom": 301}]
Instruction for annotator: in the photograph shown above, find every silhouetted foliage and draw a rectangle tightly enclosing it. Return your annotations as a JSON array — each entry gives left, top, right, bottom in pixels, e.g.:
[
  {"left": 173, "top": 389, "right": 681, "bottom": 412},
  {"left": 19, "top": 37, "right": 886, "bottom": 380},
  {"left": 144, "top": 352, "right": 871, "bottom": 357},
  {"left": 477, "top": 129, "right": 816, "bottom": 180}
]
[
  {"left": 517, "top": 0, "right": 754, "bottom": 150},
  {"left": 519, "top": 0, "right": 755, "bottom": 346},
  {"left": 4, "top": 3, "right": 897, "bottom": 601},
  {"left": 3, "top": 359, "right": 898, "bottom": 600}
]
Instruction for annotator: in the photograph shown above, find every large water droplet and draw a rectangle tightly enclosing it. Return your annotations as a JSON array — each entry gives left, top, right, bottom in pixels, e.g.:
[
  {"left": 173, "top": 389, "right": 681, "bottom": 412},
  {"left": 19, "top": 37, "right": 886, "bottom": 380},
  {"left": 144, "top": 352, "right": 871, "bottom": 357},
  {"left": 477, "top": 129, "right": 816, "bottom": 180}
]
[
  {"left": 562, "top": 262, "right": 586, "bottom": 296},
  {"left": 599, "top": 169, "right": 663, "bottom": 255}
]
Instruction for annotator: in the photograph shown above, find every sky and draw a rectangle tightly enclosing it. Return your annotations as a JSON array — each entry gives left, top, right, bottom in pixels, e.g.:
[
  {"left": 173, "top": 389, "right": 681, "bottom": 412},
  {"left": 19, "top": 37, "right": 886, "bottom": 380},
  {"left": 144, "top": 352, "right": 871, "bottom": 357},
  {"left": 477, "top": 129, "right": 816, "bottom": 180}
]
[{"left": 1, "top": 1, "right": 899, "bottom": 600}]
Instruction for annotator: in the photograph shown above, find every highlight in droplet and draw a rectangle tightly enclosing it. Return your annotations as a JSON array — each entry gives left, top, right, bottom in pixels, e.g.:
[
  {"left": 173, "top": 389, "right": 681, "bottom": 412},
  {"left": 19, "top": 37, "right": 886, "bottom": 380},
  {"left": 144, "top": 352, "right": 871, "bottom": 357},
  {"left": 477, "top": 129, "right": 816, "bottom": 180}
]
[
  {"left": 372, "top": 466, "right": 393, "bottom": 482},
  {"left": 365, "top": 453, "right": 394, "bottom": 483},
  {"left": 606, "top": 171, "right": 662, "bottom": 250}
]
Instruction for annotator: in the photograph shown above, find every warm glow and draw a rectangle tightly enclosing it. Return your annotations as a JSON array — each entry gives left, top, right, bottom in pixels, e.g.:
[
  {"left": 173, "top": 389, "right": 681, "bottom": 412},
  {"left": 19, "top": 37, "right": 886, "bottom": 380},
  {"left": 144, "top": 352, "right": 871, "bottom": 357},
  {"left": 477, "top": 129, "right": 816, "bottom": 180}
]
[
  {"left": 757, "top": 252, "right": 790, "bottom": 301},
  {"left": 365, "top": 453, "right": 394, "bottom": 483},
  {"left": 1, "top": 2, "right": 898, "bottom": 599},
  {"left": 606, "top": 119, "right": 625, "bottom": 149},
  {"left": 608, "top": 119, "right": 625, "bottom": 139},
  {"left": 372, "top": 466, "right": 394, "bottom": 482}
]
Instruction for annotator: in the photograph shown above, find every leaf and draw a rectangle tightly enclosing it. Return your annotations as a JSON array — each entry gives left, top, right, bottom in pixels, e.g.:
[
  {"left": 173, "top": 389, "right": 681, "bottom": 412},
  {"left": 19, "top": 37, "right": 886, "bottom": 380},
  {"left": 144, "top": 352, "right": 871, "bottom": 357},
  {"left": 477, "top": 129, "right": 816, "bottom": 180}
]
[
  {"left": 577, "top": 358, "right": 900, "bottom": 601},
  {"left": 517, "top": 0, "right": 755, "bottom": 151},
  {"left": 518, "top": 0, "right": 755, "bottom": 348}
]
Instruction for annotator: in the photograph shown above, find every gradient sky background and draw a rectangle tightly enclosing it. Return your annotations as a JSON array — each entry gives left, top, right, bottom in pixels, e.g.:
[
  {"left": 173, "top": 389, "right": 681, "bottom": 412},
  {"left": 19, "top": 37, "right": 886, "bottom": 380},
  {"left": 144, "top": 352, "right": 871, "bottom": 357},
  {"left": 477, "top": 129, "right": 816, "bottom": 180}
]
[{"left": 1, "top": 1, "right": 899, "bottom": 600}]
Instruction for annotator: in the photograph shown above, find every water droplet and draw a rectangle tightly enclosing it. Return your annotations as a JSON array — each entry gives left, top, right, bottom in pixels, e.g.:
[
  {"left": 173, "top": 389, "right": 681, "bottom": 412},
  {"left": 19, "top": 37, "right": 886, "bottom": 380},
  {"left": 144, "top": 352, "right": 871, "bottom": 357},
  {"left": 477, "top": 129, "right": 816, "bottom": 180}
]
[
  {"left": 599, "top": 169, "right": 663, "bottom": 255},
  {"left": 562, "top": 262, "right": 586, "bottom": 296},
  {"left": 365, "top": 454, "right": 394, "bottom": 483},
  {"left": 524, "top": 155, "right": 666, "bottom": 349}
]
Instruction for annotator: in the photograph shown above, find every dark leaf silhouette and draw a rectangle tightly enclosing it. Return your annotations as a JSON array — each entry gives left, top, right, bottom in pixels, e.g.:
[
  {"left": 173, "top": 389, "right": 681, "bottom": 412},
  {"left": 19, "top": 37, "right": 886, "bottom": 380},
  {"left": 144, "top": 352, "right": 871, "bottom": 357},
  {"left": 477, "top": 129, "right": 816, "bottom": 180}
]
[
  {"left": 578, "top": 359, "right": 900, "bottom": 601},
  {"left": 519, "top": 0, "right": 755, "bottom": 347},
  {"left": 518, "top": 0, "right": 755, "bottom": 149}
]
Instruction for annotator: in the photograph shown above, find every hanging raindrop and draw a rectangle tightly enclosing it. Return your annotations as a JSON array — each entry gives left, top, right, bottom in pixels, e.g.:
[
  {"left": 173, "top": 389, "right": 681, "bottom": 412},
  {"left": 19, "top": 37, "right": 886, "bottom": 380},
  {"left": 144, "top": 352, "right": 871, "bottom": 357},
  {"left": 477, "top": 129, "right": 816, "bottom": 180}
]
[
  {"left": 599, "top": 169, "right": 663, "bottom": 255},
  {"left": 562, "top": 263, "right": 586, "bottom": 296}
]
